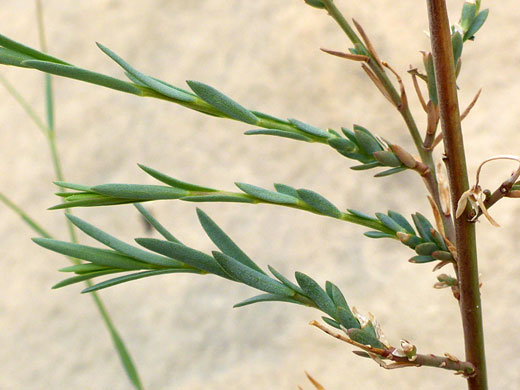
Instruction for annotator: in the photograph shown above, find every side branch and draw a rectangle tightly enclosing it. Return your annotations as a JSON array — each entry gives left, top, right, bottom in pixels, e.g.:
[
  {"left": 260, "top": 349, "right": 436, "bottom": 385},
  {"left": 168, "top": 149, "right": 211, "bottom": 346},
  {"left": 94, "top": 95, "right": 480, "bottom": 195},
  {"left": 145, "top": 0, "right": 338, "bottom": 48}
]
[{"left": 311, "top": 321, "right": 475, "bottom": 375}]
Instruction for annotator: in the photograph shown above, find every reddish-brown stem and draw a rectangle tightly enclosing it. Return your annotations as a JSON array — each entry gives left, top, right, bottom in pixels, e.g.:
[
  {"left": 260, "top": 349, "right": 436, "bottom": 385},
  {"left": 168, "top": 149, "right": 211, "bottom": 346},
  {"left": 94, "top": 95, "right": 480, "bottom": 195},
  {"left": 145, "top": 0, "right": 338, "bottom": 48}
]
[{"left": 426, "top": 1, "right": 487, "bottom": 389}]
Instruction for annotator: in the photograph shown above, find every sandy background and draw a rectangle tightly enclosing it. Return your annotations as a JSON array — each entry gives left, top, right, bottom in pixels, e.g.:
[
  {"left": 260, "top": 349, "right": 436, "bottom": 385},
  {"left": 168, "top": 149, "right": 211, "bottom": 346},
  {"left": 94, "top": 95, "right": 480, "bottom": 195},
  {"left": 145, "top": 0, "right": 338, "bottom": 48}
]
[{"left": 1, "top": 1, "right": 519, "bottom": 389}]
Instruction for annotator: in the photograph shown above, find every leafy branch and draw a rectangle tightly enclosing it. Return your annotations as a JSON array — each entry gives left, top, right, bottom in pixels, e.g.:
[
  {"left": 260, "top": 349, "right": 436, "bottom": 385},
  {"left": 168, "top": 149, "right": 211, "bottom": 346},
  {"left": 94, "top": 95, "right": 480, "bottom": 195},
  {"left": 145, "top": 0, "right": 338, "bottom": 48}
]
[
  {"left": 47, "top": 163, "right": 455, "bottom": 266},
  {"left": 34, "top": 207, "right": 473, "bottom": 376}
]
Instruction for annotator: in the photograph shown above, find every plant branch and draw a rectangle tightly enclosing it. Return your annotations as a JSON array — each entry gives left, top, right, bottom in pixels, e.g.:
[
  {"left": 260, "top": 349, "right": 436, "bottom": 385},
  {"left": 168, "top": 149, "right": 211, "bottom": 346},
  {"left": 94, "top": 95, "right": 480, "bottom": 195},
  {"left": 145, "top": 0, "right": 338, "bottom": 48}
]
[
  {"left": 319, "top": 0, "right": 454, "bottom": 240},
  {"left": 310, "top": 321, "right": 475, "bottom": 375},
  {"left": 426, "top": 0, "right": 487, "bottom": 389}
]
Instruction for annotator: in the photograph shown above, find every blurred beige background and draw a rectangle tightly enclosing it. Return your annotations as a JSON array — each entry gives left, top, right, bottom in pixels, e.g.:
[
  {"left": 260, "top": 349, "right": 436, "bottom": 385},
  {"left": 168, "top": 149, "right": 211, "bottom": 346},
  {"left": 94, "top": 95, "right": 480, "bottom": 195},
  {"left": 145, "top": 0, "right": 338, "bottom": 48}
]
[{"left": 1, "top": 1, "right": 519, "bottom": 389}]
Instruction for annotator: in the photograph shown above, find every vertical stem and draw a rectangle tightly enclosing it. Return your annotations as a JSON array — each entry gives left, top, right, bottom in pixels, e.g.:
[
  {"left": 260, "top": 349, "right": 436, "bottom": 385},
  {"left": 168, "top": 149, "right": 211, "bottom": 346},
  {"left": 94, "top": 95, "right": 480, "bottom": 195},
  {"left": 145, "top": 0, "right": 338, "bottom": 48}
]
[{"left": 426, "top": 1, "right": 487, "bottom": 389}]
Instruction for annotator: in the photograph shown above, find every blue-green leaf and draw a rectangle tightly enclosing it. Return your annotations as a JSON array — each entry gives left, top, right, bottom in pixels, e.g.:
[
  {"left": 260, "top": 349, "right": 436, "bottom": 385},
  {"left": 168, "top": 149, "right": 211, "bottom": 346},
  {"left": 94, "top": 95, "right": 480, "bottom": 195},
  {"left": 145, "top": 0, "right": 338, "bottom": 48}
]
[
  {"left": 0, "top": 33, "right": 70, "bottom": 65},
  {"left": 415, "top": 242, "right": 438, "bottom": 256},
  {"left": 375, "top": 212, "right": 405, "bottom": 232},
  {"left": 138, "top": 164, "right": 216, "bottom": 192},
  {"left": 33, "top": 238, "right": 151, "bottom": 270},
  {"left": 464, "top": 9, "right": 489, "bottom": 41},
  {"left": 244, "top": 129, "right": 312, "bottom": 142},
  {"left": 327, "top": 137, "right": 357, "bottom": 153},
  {"left": 187, "top": 80, "right": 259, "bottom": 124},
  {"left": 297, "top": 188, "right": 341, "bottom": 218},
  {"left": 409, "top": 255, "right": 436, "bottom": 264},
  {"left": 134, "top": 203, "right": 182, "bottom": 244},
  {"left": 322, "top": 316, "right": 341, "bottom": 329},
  {"left": 412, "top": 213, "right": 435, "bottom": 242},
  {"left": 354, "top": 128, "right": 382, "bottom": 155},
  {"left": 347, "top": 328, "right": 383, "bottom": 348},
  {"left": 350, "top": 161, "right": 381, "bottom": 171},
  {"left": 452, "top": 31, "right": 463, "bottom": 66},
  {"left": 288, "top": 118, "right": 330, "bottom": 138},
  {"left": 387, "top": 211, "right": 415, "bottom": 234},
  {"left": 96, "top": 43, "right": 196, "bottom": 102},
  {"left": 373, "top": 166, "right": 407, "bottom": 177},
  {"left": 213, "top": 252, "right": 294, "bottom": 296},
  {"left": 92, "top": 184, "right": 188, "bottom": 200},
  {"left": 337, "top": 307, "right": 360, "bottom": 330},
  {"left": 59, "top": 263, "right": 110, "bottom": 273},
  {"left": 364, "top": 231, "right": 395, "bottom": 239},
  {"left": 372, "top": 151, "right": 401, "bottom": 167},
  {"left": 196, "top": 208, "right": 265, "bottom": 274},
  {"left": 65, "top": 214, "right": 182, "bottom": 267},
  {"left": 460, "top": 2, "right": 477, "bottom": 32},
  {"left": 273, "top": 183, "right": 300, "bottom": 198},
  {"left": 54, "top": 181, "right": 92, "bottom": 191},
  {"left": 82, "top": 269, "right": 200, "bottom": 293},
  {"left": 268, "top": 265, "right": 305, "bottom": 295},
  {"left": 346, "top": 209, "right": 378, "bottom": 221},
  {"left": 135, "top": 238, "right": 229, "bottom": 278},
  {"left": 236, "top": 182, "right": 299, "bottom": 205},
  {"left": 53, "top": 270, "right": 122, "bottom": 289},
  {"left": 295, "top": 272, "right": 336, "bottom": 318},
  {"left": 233, "top": 293, "right": 303, "bottom": 308},
  {"left": 304, "top": 0, "right": 326, "bottom": 9}
]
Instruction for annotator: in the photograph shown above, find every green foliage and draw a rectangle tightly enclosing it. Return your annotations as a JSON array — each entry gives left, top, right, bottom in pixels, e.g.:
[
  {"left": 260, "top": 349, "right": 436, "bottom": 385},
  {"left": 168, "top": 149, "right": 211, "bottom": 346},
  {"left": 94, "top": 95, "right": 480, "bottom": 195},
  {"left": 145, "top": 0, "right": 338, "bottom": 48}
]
[{"left": 1, "top": 0, "right": 494, "bottom": 386}]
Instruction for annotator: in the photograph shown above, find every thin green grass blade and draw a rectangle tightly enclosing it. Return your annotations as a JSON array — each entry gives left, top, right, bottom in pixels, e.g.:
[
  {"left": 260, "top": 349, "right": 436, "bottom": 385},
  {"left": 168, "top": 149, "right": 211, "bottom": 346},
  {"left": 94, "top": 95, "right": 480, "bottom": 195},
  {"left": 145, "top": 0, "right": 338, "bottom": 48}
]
[
  {"left": 65, "top": 214, "right": 182, "bottom": 267},
  {"left": 196, "top": 208, "right": 265, "bottom": 274},
  {"left": 83, "top": 268, "right": 201, "bottom": 293},
  {"left": 133, "top": 203, "right": 182, "bottom": 244},
  {"left": 0, "top": 193, "right": 52, "bottom": 238},
  {"left": 186, "top": 80, "right": 259, "bottom": 125},
  {"left": 137, "top": 164, "right": 216, "bottom": 192},
  {"left": 21, "top": 60, "right": 143, "bottom": 96},
  {"left": 212, "top": 251, "right": 294, "bottom": 296}
]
